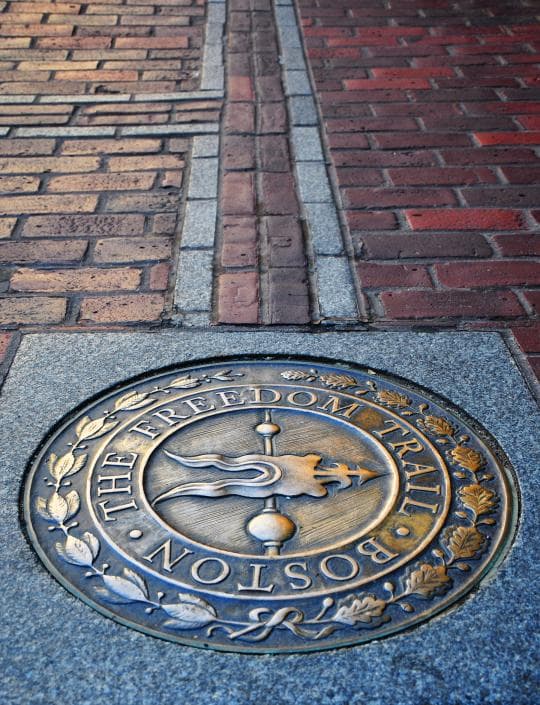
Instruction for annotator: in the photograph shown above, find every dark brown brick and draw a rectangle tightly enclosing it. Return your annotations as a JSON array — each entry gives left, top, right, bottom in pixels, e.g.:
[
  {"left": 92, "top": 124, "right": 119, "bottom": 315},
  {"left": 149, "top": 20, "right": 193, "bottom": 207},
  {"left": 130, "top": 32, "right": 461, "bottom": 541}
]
[
  {"left": 259, "top": 173, "right": 298, "bottom": 215},
  {"left": 267, "top": 268, "right": 310, "bottom": 324},
  {"left": 262, "top": 216, "right": 305, "bottom": 268}
]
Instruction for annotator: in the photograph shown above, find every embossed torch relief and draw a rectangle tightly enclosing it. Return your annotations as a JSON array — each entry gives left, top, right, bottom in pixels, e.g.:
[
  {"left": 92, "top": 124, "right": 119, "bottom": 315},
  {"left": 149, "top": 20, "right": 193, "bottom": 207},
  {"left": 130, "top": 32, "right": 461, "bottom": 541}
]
[{"left": 24, "top": 358, "right": 517, "bottom": 653}]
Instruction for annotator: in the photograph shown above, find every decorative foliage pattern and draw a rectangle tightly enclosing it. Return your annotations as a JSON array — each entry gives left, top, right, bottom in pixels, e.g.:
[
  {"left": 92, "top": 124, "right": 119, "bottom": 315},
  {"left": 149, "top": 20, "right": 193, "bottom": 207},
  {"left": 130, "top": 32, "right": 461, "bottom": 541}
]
[{"left": 34, "top": 365, "right": 502, "bottom": 644}]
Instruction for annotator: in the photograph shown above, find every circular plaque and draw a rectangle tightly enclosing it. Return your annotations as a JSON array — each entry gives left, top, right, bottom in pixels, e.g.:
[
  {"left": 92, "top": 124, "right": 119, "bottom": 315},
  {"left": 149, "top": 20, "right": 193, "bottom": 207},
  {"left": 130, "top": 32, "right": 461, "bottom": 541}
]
[{"left": 22, "top": 356, "right": 518, "bottom": 653}]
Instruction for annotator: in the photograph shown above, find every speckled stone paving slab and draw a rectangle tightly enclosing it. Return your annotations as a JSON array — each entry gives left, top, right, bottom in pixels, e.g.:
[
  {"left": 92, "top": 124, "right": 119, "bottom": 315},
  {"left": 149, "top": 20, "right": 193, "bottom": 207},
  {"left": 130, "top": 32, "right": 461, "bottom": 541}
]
[{"left": 1, "top": 331, "right": 538, "bottom": 705}]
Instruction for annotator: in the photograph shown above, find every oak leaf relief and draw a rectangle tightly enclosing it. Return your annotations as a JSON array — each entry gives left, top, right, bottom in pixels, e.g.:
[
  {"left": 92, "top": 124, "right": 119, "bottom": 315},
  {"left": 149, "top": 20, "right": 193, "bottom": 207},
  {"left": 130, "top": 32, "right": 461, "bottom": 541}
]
[
  {"left": 375, "top": 390, "right": 411, "bottom": 408},
  {"left": 449, "top": 445, "right": 485, "bottom": 473},
  {"left": 404, "top": 563, "right": 452, "bottom": 598},
  {"left": 459, "top": 484, "right": 498, "bottom": 516},
  {"left": 443, "top": 525, "right": 487, "bottom": 560},
  {"left": 332, "top": 594, "right": 387, "bottom": 625},
  {"left": 420, "top": 415, "right": 455, "bottom": 437}
]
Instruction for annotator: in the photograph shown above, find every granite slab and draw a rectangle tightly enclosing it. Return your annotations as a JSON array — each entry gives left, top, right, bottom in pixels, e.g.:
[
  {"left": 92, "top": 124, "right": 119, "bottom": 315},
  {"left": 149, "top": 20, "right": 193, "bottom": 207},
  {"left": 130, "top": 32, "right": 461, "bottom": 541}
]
[{"left": 0, "top": 331, "right": 538, "bottom": 705}]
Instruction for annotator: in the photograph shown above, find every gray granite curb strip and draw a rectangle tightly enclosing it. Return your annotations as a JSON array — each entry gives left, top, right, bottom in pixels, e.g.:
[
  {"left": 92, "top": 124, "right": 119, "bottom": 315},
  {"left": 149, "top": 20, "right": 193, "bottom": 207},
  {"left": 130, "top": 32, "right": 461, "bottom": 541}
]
[
  {"left": 272, "top": 0, "right": 358, "bottom": 321},
  {"left": 1, "top": 330, "right": 538, "bottom": 705},
  {"left": 171, "top": 1, "right": 226, "bottom": 326}
]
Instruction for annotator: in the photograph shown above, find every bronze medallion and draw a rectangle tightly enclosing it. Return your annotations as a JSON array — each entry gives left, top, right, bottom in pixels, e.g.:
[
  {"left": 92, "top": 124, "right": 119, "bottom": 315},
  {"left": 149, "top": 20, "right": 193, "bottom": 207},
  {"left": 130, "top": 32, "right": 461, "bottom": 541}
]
[{"left": 22, "top": 356, "right": 518, "bottom": 653}]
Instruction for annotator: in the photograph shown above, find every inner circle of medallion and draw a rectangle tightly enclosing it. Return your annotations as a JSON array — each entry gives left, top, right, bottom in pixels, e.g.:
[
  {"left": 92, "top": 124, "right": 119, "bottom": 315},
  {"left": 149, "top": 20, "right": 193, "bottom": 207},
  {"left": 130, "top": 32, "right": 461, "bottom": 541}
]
[
  {"left": 84, "top": 384, "right": 452, "bottom": 599},
  {"left": 141, "top": 403, "right": 402, "bottom": 557}
]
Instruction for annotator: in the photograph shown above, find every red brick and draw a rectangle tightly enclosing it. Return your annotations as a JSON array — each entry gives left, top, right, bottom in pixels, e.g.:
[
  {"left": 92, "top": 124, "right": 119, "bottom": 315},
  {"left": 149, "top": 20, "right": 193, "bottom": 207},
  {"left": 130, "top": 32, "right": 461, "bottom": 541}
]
[
  {"left": 47, "top": 172, "right": 156, "bottom": 192},
  {"left": 79, "top": 294, "right": 164, "bottom": 323},
  {"left": 93, "top": 238, "right": 171, "bottom": 263},
  {"left": 334, "top": 150, "right": 438, "bottom": 168},
  {"left": 258, "top": 135, "right": 290, "bottom": 172},
  {"left": 326, "top": 117, "right": 417, "bottom": 133},
  {"left": 373, "top": 133, "right": 471, "bottom": 149},
  {"left": 222, "top": 135, "right": 256, "bottom": 170},
  {"left": 436, "top": 261, "right": 540, "bottom": 289},
  {"left": 115, "top": 37, "right": 189, "bottom": 49},
  {"left": 493, "top": 234, "right": 540, "bottom": 257},
  {"left": 500, "top": 166, "right": 540, "bottom": 184},
  {"left": 259, "top": 173, "right": 298, "bottom": 216},
  {"left": 356, "top": 263, "right": 432, "bottom": 288},
  {"left": 0, "top": 195, "right": 97, "bottom": 215},
  {"left": 523, "top": 290, "right": 540, "bottom": 314},
  {"left": 148, "top": 263, "right": 170, "bottom": 291},
  {"left": 221, "top": 172, "right": 255, "bottom": 215},
  {"left": 526, "top": 355, "right": 540, "bottom": 379},
  {"left": 405, "top": 209, "right": 524, "bottom": 231},
  {"left": 336, "top": 168, "right": 384, "bottom": 187},
  {"left": 372, "top": 67, "right": 454, "bottom": 78},
  {"left": 346, "top": 211, "right": 397, "bottom": 231},
  {"left": 516, "top": 116, "right": 540, "bottom": 130},
  {"left": 263, "top": 216, "right": 305, "bottom": 268},
  {"left": 388, "top": 167, "right": 493, "bottom": 186},
  {"left": 328, "top": 134, "right": 369, "bottom": 149},
  {"left": 217, "top": 272, "right": 259, "bottom": 324},
  {"left": 344, "top": 78, "right": 431, "bottom": 90},
  {"left": 221, "top": 215, "right": 258, "bottom": 268},
  {"left": 0, "top": 332, "right": 12, "bottom": 361},
  {"left": 267, "top": 268, "right": 310, "bottom": 324},
  {"left": 0, "top": 296, "right": 67, "bottom": 324},
  {"left": 345, "top": 187, "right": 456, "bottom": 209},
  {"left": 256, "top": 75, "right": 283, "bottom": 102},
  {"left": 0, "top": 240, "right": 87, "bottom": 264},
  {"left": 461, "top": 187, "right": 540, "bottom": 208},
  {"left": 440, "top": 148, "right": 537, "bottom": 165},
  {"left": 225, "top": 102, "right": 255, "bottom": 133},
  {"left": 259, "top": 103, "right": 287, "bottom": 134},
  {"left": 513, "top": 325, "right": 540, "bottom": 353},
  {"left": 359, "top": 233, "right": 492, "bottom": 260},
  {"left": 22, "top": 214, "right": 144, "bottom": 238},
  {"left": 61, "top": 139, "right": 161, "bottom": 155},
  {"left": 11, "top": 267, "right": 142, "bottom": 292},
  {"left": 228, "top": 75, "right": 254, "bottom": 101},
  {"left": 380, "top": 290, "right": 525, "bottom": 320},
  {"left": 474, "top": 132, "right": 540, "bottom": 146}
]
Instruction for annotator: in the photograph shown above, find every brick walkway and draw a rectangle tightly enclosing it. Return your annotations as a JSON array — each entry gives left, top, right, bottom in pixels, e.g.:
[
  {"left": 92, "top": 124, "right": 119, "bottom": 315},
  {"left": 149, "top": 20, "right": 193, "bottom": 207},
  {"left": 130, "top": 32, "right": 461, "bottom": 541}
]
[
  {"left": 295, "top": 0, "right": 540, "bottom": 383},
  {"left": 0, "top": 0, "right": 538, "bottom": 398}
]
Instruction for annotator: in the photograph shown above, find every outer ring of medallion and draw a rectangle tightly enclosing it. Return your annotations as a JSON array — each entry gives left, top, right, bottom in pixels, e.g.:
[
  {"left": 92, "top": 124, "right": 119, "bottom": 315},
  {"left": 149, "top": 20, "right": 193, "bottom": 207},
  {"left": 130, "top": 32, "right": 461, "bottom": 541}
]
[{"left": 21, "top": 355, "right": 520, "bottom": 655}]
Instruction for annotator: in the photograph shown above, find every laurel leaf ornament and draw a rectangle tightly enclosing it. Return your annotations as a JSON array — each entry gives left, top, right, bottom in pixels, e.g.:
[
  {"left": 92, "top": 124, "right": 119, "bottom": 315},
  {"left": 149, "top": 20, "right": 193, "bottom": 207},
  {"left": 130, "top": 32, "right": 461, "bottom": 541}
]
[
  {"left": 62, "top": 534, "right": 95, "bottom": 567},
  {"left": 168, "top": 376, "right": 201, "bottom": 389},
  {"left": 102, "top": 572, "right": 150, "bottom": 603},
  {"left": 76, "top": 416, "right": 117, "bottom": 441},
  {"left": 162, "top": 594, "right": 217, "bottom": 629},
  {"left": 47, "top": 492, "right": 68, "bottom": 524},
  {"left": 114, "top": 391, "right": 153, "bottom": 411}
]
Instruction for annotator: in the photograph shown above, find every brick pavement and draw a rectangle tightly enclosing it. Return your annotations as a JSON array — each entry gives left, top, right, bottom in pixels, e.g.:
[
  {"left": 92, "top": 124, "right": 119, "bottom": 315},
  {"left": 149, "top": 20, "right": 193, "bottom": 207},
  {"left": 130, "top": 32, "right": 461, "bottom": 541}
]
[
  {"left": 0, "top": 0, "right": 538, "bottom": 397},
  {"left": 296, "top": 0, "right": 540, "bottom": 385},
  {"left": 0, "top": 0, "right": 212, "bottom": 339}
]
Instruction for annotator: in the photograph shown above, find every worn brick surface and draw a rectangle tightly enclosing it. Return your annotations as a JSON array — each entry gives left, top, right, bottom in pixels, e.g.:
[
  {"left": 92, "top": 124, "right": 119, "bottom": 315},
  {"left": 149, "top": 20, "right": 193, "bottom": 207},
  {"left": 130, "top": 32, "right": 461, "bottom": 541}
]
[
  {"left": 215, "top": 0, "right": 310, "bottom": 325},
  {"left": 297, "top": 0, "right": 540, "bottom": 381},
  {"left": 0, "top": 0, "right": 210, "bottom": 334}
]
